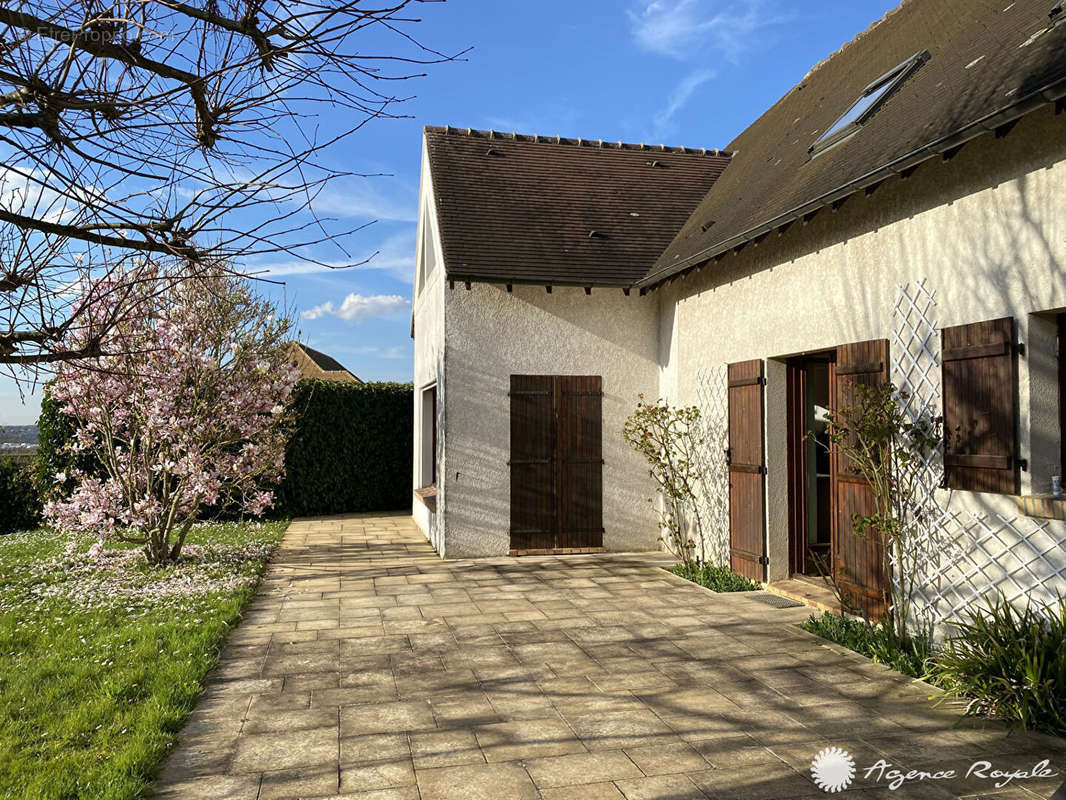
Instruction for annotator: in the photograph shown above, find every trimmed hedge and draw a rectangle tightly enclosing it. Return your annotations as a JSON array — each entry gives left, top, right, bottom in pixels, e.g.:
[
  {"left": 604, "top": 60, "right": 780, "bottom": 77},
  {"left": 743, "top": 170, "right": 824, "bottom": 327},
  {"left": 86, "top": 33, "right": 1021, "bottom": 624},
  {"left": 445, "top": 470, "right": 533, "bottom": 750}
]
[
  {"left": 276, "top": 380, "right": 413, "bottom": 517},
  {"left": 0, "top": 457, "right": 41, "bottom": 534},
  {"left": 34, "top": 379, "right": 412, "bottom": 521},
  {"left": 37, "top": 392, "right": 102, "bottom": 501}
]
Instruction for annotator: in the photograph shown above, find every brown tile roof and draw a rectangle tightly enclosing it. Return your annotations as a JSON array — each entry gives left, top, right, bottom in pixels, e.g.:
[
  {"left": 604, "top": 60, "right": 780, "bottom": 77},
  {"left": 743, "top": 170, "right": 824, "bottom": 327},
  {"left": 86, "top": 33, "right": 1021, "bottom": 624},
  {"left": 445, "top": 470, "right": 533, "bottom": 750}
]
[
  {"left": 290, "top": 343, "right": 362, "bottom": 383},
  {"left": 643, "top": 0, "right": 1066, "bottom": 286},
  {"left": 424, "top": 127, "right": 731, "bottom": 287}
]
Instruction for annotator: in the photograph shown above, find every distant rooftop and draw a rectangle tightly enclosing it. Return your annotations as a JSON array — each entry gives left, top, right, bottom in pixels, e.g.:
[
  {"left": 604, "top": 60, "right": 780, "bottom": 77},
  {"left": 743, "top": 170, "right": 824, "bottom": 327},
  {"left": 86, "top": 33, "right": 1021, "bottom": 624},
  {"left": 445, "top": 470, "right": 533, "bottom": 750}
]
[{"left": 290, "top": 343, "right": 362, "bottom": 383}]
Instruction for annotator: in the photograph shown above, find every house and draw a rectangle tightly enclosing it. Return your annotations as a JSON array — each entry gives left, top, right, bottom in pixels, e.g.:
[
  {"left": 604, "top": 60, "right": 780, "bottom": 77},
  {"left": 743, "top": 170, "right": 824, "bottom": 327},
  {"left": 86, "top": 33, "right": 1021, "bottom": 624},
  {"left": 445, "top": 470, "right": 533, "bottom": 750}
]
[
  {"left": 412, "top": 0, "right": 1066, "bottom": 626},
  {"left": 290, "top": 343, "right": 362, "bottom": 383}
]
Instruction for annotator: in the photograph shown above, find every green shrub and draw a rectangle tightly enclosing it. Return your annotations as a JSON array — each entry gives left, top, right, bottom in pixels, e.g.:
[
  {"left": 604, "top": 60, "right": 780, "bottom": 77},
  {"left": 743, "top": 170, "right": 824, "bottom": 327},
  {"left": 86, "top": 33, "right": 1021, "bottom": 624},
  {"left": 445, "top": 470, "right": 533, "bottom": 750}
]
[
  {"left": 36, "top": 391, "right": 102, "bottom": 501},
  {"left": 0, "top": 457, "right": 41, "bottom": 534},
  {"left": 275, "top": 379, "right": 413, "bottom": 517},
  {"left": 929, "top": 596, "right": 1066, "bottom": 735},
  {"left": 801, "top": 611, "right": 932, "bottom": 679},
  {"left": 672, "top": 562, "right": 762, "bottom": 592}
]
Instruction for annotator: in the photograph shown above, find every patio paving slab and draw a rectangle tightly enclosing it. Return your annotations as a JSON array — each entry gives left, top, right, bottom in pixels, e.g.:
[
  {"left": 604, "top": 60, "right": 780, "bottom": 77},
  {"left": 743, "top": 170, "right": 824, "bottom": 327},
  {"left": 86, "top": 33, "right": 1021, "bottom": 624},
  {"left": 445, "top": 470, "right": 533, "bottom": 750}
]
[{"left": 155, "top": 513, "right": 1066, "bottom": 799}]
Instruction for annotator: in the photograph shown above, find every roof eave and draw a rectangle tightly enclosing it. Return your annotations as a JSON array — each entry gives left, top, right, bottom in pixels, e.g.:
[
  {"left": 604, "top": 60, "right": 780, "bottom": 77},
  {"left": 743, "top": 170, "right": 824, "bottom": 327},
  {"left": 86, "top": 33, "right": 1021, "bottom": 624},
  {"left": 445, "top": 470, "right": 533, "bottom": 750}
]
[
  {"left": 445, "top": 275, "right": 639, "bottom": 290},
  {"left": 638, "top": 73, "right": 1066, "bottom": 289}
]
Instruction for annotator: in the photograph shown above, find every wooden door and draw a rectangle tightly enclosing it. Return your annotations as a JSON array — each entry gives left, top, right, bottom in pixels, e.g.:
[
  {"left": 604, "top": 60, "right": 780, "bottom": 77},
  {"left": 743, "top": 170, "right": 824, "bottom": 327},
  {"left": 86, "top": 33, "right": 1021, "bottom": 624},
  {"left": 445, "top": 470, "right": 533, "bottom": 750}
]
[
  {"left": 510, "top": 375, "right": 556, "bottom": 551},
  {"left": 557, "top": 376, "right": 603, "bottom": 548},
  {"left": 830, "top": 340, "right": 889, "bottom": 619},
  {"left": 727, "top": 360, "right": 767, "bottom": 581},
  {"left": 510, "top": 375, "right": 603, "bottom": 551}
]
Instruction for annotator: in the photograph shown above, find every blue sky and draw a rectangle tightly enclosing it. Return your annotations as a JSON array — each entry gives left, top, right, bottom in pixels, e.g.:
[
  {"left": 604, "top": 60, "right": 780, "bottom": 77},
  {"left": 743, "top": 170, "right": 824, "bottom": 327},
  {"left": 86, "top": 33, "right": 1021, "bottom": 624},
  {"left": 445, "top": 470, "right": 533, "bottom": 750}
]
[{"left": 0, "top": 0, "right": 899, "bottom": 427}]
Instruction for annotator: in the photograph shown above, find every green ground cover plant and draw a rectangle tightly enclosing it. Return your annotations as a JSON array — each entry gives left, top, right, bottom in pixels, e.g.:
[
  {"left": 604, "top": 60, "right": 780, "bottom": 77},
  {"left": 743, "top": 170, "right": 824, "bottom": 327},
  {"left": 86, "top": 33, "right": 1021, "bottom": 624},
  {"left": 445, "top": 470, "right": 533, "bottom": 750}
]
[
  {"left": 803, "top": 599, "right": 1065, "bottom": 738},
  {"left": 0, "top": 520, "right": 287, "bottom": 800},
  {"left": 672, "top": 562, "right": 762, "bottom": 593},
  {"left": 800, "top": 611, "right": 932, "bottom": 679}
]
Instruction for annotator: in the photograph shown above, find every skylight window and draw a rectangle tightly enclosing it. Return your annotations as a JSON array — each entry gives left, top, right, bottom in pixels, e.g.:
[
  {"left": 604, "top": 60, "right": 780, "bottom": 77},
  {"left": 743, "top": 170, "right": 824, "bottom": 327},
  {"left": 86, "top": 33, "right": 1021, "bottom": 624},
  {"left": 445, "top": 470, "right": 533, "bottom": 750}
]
[{"left": 810, "top": 50, "right": 930, "bottom": 156}]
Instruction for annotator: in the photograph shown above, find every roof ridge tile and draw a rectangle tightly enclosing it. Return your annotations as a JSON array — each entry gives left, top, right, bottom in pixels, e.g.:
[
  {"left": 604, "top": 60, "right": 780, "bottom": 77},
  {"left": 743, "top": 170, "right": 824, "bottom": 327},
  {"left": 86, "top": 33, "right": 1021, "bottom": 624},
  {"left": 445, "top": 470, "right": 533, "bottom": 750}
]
[{"left": 424, "top": 125, "right": 728, "bottom": 157}]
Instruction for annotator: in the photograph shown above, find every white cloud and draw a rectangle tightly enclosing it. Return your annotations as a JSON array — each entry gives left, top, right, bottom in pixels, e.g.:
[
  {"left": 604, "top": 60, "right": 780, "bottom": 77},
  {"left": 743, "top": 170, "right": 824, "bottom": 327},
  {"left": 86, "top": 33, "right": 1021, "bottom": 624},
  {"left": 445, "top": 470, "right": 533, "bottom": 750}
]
[
  {"left": 628, "top": 0, "right": 776, "bottom": 62},
  {"left": 301, "top": 293, "right": 408, "bottom": 322},
  {"left": 0, "top": 166, "right": 105, "bottom": 225},
  {"left": 309, "top": 177, "right": 417, "bottom": 222},
  {"left": 301, "top": 303, "right": 333, "bottom": 320},
  {"left": 244, "top": 229, "right": 417, "bottom": 282},
  {"left": 651, "top": 69, "right": 716, "bottom": 140}
]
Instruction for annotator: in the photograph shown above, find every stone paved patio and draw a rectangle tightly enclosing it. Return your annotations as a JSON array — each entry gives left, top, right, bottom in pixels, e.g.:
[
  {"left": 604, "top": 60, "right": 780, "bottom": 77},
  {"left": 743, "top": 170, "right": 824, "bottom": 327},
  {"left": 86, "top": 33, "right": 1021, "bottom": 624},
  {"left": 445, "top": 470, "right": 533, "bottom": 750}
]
[{"left": 155, "top": 514, "right": 1066, "bottom": 800}]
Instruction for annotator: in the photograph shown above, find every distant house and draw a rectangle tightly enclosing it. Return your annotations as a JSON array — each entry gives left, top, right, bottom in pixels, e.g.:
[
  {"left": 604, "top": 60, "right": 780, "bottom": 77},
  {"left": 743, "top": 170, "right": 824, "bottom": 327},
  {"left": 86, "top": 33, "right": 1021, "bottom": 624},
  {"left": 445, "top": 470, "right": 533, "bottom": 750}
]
[
  {"left": 411, "top": 0, "right": 1066, "bottom": 625},
  {"left": 290, "top": 343, "right": 362, "bottom": 383}
]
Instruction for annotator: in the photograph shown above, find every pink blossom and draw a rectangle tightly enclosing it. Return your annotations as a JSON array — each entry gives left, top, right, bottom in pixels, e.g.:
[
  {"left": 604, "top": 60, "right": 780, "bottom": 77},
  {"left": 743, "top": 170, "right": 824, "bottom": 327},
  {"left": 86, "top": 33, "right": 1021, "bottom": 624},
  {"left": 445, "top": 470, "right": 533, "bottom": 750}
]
[{"left": 43, "top": 269, "right": 298, "bottom": 564}]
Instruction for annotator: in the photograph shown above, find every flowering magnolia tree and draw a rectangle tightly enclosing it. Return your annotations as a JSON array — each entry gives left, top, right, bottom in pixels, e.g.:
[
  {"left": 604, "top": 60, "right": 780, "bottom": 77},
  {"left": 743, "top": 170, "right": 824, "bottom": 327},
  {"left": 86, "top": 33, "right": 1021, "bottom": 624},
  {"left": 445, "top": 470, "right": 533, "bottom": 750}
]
[{"left": 44, "top": 268, "right": 299, "bottom": 565}]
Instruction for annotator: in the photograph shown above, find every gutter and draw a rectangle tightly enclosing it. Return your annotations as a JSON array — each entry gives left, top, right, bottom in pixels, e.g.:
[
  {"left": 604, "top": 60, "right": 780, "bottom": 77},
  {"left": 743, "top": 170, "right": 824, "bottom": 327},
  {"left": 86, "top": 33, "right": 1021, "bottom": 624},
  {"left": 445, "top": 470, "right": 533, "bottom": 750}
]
[
  {"left": 636, "top": 73, "right": 1066, "bottom": 289},
  {"left": 446, "top": 276, "right": 638, "bottom": 291}
]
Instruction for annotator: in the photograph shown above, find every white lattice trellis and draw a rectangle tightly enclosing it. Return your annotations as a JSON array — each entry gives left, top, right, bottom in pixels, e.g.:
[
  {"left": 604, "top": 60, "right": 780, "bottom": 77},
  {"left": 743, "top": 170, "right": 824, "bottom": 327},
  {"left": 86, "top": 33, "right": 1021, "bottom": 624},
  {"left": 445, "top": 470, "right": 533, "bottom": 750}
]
[
  {"left": 890, "top": 280, "right": 1066, "bottom": 629},
  {"left": 914, "top": 511, "right": 1066, "bottom": 624},
  {"left": 692, "top": 364, "right": 730, "bottom": 566}
]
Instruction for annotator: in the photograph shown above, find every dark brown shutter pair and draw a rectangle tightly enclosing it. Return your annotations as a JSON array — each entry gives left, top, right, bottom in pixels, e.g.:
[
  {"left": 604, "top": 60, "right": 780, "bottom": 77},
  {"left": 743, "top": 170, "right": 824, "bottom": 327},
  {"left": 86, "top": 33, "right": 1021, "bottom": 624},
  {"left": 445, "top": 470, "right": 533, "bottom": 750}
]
[
  {"left": 509, "top": 375, "right": 603, "bottom": 552},
  {"left": 941, "top": 317, "right": 1019, "bottom": 494}
]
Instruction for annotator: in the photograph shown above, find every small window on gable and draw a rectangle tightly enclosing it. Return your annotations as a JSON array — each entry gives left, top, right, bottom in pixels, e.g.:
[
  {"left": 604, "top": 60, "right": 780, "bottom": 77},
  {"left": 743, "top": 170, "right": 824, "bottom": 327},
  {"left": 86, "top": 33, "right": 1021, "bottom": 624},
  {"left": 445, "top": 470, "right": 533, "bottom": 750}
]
[
  {"left": 810, "top": 50, "right": 930, "bottom": 156},
  {"left": 416, "top": 201, "right": 438, "bottom": 295},
  {"left": 423, "top": 219, "right": 437, "bottom": 280}
]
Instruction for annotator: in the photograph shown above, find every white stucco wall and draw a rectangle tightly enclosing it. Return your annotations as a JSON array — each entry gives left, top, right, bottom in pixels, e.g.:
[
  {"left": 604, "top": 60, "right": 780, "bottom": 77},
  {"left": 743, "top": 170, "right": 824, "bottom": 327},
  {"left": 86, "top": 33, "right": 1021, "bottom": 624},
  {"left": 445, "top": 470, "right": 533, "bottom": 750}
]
[
  {"left": 412, "top": 143, "right": 445, "bottom": 552},
  {"left": 657, "top": 104, "right": 1066, "bottom": 619},
  {"left": 440, "top": 284, "right": 662, "bottom": 558}
]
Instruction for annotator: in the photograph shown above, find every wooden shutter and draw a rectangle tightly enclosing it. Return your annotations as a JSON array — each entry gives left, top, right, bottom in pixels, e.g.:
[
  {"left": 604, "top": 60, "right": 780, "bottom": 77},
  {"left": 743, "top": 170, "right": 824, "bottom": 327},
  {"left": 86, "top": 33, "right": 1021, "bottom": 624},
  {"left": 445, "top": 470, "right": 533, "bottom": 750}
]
[
  {"left": 941, "top": 317, "right": 1019, "bottom": 494},
  {"left": 510, "top": 375, "right": 555, "bottom": 550},
  {"left": 429, "top": 385, "right": 438, "bottom": 485},
  {"left": 785, "top": 362, "right": 808, "bottom": 576},
  {"left": 727, "top": 360, "right": 767, "bottom": 582},
  {"left": 830, "top": 339, "right": 889, "bottom": 619},
  {"left": 1059, "top": 314, "right": 1066, "bottom": 477},
  {"left": 557, "top": 376, "right": 603, "bottom": 549}
]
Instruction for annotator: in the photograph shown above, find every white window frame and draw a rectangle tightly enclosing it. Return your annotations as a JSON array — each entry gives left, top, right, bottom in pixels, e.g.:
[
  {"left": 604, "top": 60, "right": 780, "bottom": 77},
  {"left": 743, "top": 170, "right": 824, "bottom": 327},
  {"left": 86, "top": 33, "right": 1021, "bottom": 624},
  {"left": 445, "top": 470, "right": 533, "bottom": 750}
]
[{"left": 419, "top": 383, "right": 437, "bottom": 488}]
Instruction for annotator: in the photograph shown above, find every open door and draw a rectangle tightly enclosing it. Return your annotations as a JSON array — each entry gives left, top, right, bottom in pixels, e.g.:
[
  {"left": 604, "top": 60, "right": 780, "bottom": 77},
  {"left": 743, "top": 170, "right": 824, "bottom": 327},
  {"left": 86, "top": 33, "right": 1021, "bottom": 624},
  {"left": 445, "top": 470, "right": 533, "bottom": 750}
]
[
  {"left": 727, "top": 360, "right": 767, "bottom": 581},
  {"left": 830, "top": 340, "right": 889, "bottom": 618}
]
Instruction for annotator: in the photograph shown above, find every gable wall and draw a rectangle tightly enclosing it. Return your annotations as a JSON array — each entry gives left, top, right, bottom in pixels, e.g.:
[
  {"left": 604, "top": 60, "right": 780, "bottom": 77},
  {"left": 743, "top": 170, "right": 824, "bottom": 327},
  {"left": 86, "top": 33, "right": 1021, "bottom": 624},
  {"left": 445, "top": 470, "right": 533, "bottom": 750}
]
[
  {"left": 440, "top": 283, "right": 661, "bottom": 557},
  {"left": 412, "top": 144, "right": 447, "bottom": 550}
]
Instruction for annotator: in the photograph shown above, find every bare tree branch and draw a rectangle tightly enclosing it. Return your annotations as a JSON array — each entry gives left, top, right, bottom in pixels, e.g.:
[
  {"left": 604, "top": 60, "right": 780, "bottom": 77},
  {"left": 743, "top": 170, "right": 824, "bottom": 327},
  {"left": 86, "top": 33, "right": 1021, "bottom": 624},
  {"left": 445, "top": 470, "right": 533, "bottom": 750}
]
[{"left": 0, "top": 0, "right": 464, "bottom": 377}]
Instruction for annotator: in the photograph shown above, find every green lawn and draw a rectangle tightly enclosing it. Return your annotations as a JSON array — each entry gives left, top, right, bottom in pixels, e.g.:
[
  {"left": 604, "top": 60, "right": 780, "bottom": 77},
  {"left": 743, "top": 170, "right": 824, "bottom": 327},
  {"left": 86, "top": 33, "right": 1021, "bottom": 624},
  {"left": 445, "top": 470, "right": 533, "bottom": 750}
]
[{"left": 0, "top": 520, "right": 287, "bottom": 800}]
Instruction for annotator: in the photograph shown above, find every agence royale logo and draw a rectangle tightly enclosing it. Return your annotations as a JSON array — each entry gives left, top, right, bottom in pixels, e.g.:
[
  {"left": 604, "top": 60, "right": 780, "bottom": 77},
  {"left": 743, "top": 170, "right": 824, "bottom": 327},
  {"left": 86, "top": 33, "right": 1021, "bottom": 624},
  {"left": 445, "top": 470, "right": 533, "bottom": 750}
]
[
  {"left": 809, "top": 747, "right": 1060, "bottom": 794},
  {"left": 810, "top": 747, "right": 856, "bottom": 792}
]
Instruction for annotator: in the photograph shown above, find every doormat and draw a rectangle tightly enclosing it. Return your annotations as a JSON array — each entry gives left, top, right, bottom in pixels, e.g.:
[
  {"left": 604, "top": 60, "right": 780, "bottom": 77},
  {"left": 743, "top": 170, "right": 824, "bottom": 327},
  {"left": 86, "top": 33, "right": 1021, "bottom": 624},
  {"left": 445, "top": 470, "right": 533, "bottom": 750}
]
[{"left": 747, "top": 592, "right": 806, "bottom": 609}]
